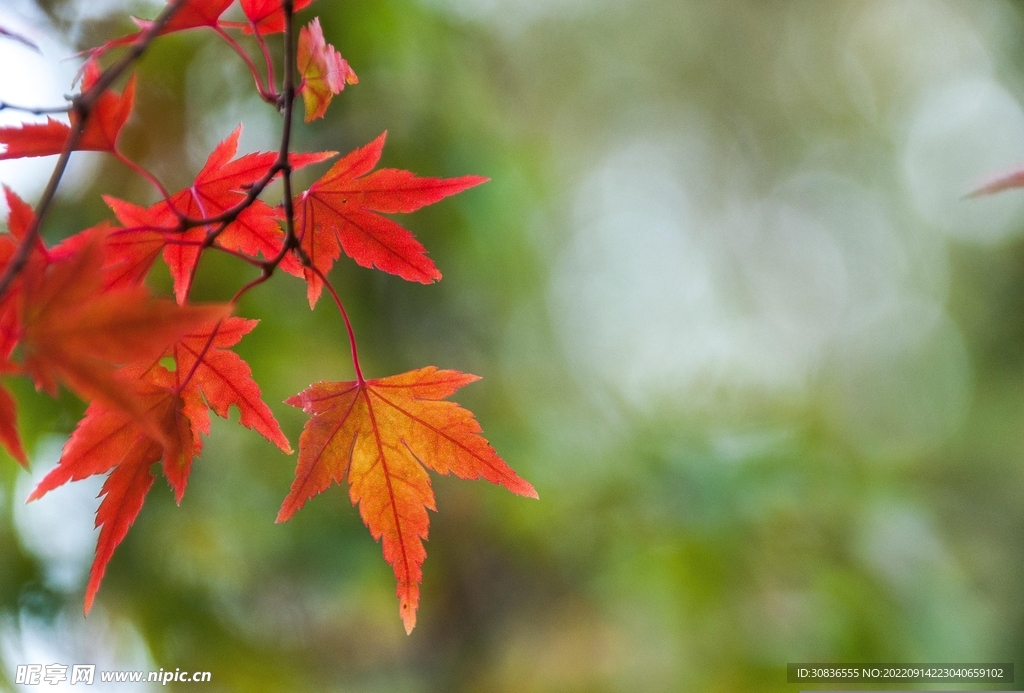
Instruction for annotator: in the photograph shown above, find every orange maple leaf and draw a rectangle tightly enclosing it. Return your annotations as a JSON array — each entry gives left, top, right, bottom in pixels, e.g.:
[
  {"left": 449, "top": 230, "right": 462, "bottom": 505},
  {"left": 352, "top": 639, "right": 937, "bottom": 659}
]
[
  {"left": 28, "top": 365, "right": 197, "bottom": 612},
  {"left": 29, "top": 315, "right": 291, "bottom": 612},
  {"left": 278, "top": 366, "right": 536, "bottom": 633}
]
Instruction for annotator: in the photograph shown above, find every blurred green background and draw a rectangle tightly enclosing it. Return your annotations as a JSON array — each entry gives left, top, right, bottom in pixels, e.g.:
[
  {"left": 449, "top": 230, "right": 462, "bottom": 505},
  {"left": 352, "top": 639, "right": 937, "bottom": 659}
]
[{"left": 2, "top": 0, "right": 1024, "bottom": 690}]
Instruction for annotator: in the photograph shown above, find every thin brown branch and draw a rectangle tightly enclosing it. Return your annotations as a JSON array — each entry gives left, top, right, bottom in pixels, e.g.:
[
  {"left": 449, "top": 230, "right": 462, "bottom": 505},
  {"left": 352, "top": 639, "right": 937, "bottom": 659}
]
[
  {"left": 0, "top": 101, "right": 71, "bottom": 115},
  {"left": 0, "top": 0, "right": 187, "bottom": 300},
  {"left": 278, "top": 0, "right": 298, "bottom": 252},
  {"left": 190, "top": 0, "right": 301, "bottom": 304}
]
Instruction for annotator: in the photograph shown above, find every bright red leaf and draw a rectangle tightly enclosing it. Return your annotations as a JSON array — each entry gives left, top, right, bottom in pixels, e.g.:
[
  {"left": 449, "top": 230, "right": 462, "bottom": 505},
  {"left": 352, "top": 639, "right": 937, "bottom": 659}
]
[
  {"left": 173, "top": 316, "right": 292, "bottom": 454},
  {"left": 0, "top": 382, "right": 27, "bottom": 466},
  {"left": 88, "top": 0, "right": 233, "bottom": 57},
  {"left": 279, "top": 366, "right": 536, "bottom": 633},
  {"left": 296, "top": 132, "right": 487, "bottom": 306},
  {"left": 297, "top": 18, "right": 357, "bottom": 122},
  {"left": 240, "top": 0, "right": 315, "bottom": 34},
  {"left": 132, "top": 0, "right": 233, "bottom": 33},
  {"left": 104, "top": 127, "right": 333, "bottom": 302},
  {"left": 0, "top": 60, "right": 136, "bottom": 160},
  {"left": 0, "top": 188, "right": 40, "bottom": 468}
]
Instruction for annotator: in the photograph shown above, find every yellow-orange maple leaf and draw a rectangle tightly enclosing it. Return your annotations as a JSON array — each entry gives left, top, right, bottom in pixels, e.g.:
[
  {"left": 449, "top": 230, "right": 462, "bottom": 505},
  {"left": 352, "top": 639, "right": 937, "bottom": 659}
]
[
  {"left": 278, "top": 366, "right": 536, "bottom": 634},
  {"left": 297, "top": 18, "right": 357, "bottom": 123}
]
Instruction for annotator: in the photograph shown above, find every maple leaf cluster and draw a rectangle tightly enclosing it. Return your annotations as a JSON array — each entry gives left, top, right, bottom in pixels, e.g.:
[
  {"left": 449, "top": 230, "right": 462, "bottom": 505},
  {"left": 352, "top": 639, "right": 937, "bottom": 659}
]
[{"left": 0, "top": 0, "right": 534, "bottom": 634}]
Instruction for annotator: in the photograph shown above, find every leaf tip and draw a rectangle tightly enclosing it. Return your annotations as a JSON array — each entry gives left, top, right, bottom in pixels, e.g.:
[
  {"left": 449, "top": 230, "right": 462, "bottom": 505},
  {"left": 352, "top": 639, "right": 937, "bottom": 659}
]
[
  {"left": 83, "top": 578, "right": 99, "bottom": 615},
  {"left": 966, "top": 168, "right": 1024, "bottom": 198},
  {"left": 275, "top": 499, "right": 297, "bottom": 523},
  {"left": 400, "top": 599, "right": 417, "bottom": 634}
]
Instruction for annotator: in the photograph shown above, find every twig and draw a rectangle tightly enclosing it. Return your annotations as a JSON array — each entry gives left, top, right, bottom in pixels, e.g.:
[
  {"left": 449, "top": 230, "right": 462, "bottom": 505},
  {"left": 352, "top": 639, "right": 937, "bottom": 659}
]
[
  {"left": 187, "top": 0, "right": 301, "bottom": 302},
  {"left": 0, "top": 101, "right": 70, "bottom": 115},
  {"left": 0, "top": 0, "right": 187, "bottom": 300}
]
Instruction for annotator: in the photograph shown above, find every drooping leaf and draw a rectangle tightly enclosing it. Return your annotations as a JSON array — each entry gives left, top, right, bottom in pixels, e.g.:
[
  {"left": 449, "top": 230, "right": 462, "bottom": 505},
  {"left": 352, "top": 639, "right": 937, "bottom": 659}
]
[
  {"left": 86, "top": 443, "right": 157, "bottom": 612},
  {"left": 279, "top": 366, "right": 536, "bottom": 633},
  {"left": 0, "top": 60, "right": 136, "bottom": 160},
  {"left": 297, "top": 18, "right": 357, "bottom": 122},
  {"left": 28, "top": 365, "right": 198, "bottom": 612},
  {"left": 296, "top": 132, "right": 487, "bottom": 306}
]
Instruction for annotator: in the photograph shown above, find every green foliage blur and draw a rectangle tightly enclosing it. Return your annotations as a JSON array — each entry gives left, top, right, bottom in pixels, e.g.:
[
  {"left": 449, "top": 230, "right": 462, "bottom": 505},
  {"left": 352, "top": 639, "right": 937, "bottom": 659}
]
[{"left": 3, "top": 0, "right": 1024, "bottom": 691}]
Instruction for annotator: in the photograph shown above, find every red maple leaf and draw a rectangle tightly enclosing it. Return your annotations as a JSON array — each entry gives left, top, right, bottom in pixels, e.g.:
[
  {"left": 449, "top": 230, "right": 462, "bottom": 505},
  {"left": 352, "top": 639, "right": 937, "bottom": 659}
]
[
  {"left": 240, "top": 0, "right": 315, "bottom": 34},
  {"left": 296, "top": 132, "right": 487, "bottom": 306},
  {"left": 0, "top": 60, "right": 136, "bottom": 160},
  {"left": 0, "top": 188, "right": 47, "bottom": 466},
  {"left": 87, "top": 0, "right": 234, "bottom": 58},
  {"left": 279, "top": 367, "right": 536, "bottom": 633},
  {"left": 1, "top": 186, "right": 50, "bottom": 326},
  {"left": 297, "top": 18, "right": 357, "bottom": 123},
  {"left": 61, "top": 206, "right": 164, "bottom": 292},
  {"left": 19, "top": 229, "right": 230, "bottom": 430},
  {"left": 173, "top": 316, "right": 292, "bottom": 454},
  {"left": 27, "top": 311, "right": 290, "bottom": 612},
  {"left": 104, "top": 128, "right": 333, "bottom": 302},
  {"left": 132, "top": 0, "right": 234, "bottom": 33},
  {"left": 28, "top": 365, "right": 198, "bottom": 612},
  {"left": 0, "top": 381, "right": 26, "bottom": 466}
]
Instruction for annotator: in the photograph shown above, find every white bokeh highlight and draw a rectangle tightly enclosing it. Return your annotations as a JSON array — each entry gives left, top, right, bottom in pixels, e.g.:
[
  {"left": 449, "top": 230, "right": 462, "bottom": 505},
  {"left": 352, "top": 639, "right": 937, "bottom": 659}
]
[
  {"left": 904, "top": 79, "right": 1024, "bottom": 243},
  {"left": 14, "top": 437, "right": 103, "bottom": 593},
  {"left": 0, "top": 5, "right": 100, "bottom": 206},
  {"left": 2, "top": 609, "right": 157, "bottom": 692}
]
